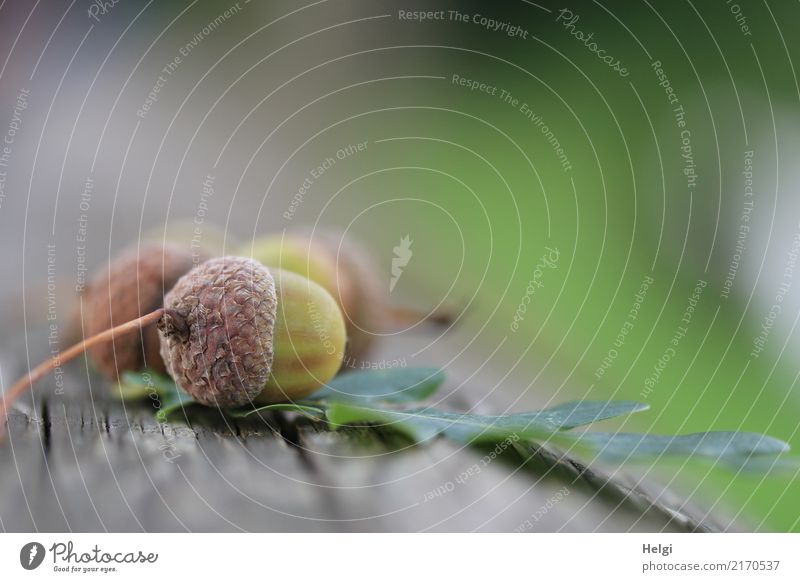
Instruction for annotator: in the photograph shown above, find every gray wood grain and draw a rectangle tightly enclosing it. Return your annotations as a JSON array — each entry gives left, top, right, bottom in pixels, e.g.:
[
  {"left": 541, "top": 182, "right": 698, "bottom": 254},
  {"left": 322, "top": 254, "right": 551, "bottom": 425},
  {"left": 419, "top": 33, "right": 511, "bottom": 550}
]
[{"left": 0, "top": 330, "right": 728, "bottom": 532}]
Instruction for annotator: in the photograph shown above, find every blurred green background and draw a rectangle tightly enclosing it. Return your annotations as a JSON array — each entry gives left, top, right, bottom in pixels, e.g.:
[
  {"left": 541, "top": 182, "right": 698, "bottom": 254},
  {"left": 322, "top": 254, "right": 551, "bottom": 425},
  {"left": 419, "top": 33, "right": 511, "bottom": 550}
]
[{"left": 1, "top": 0, "right": 799, "bottom": 530}]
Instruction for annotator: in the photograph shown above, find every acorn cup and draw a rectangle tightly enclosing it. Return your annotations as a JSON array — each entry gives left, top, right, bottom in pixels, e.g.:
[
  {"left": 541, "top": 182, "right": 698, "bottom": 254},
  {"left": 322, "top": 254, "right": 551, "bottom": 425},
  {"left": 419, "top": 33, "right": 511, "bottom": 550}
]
[{"left": 158, "top": 257, "right": 347, "bottom": 407}]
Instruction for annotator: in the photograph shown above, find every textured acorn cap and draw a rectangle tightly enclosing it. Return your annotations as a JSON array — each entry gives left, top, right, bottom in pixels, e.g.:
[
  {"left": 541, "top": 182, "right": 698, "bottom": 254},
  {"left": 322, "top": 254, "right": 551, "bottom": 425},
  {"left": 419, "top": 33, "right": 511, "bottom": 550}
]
[
  {"left": 158, "top": 256, "right": 277, "bottom": 408},
  {"left": 84, "top": 244, "right": 197, "bottom": 379},
  {"left": 243, "top": 230, "right": 384, "bottom": 365}
]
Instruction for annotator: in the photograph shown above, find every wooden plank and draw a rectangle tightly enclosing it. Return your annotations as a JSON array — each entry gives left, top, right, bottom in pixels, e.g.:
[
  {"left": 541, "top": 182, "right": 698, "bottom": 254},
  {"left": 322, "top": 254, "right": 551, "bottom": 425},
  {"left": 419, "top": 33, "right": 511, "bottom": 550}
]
[{"left": 0, "top": 329, "right": 729, "bottom": 532}]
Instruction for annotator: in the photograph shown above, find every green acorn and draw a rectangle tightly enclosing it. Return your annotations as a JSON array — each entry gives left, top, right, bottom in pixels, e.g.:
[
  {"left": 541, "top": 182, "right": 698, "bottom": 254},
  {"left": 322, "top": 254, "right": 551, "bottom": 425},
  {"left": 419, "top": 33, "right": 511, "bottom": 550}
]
[{"left": 158, "top": 256, "right": 346, "bottom": 406}]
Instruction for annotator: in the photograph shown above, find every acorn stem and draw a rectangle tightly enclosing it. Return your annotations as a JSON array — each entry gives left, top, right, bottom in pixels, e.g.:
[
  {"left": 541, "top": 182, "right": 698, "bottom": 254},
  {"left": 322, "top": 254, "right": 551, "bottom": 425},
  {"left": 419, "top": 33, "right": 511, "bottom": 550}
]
[
  {"left": 0, "top": 308, "right": 165, "bottom": 438},
  {"left": 388, "top": 305, "right": 456, "bottom": 328},
  {"left": 157, "top": 308, "right": 189, "bottom": 341}
]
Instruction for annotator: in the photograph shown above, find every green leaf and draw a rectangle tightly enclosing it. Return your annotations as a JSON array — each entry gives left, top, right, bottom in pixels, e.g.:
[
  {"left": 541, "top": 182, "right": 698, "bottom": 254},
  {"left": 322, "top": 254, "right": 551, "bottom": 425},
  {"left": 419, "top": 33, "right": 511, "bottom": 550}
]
[
  {"left": 122, "top": 369, "right": 789, "bottom": 471},
  {"left": 572, "top": 431, "right": 790, "bottom": 463},
  {"left": 325, "top": 402, "right": 790, "bottom": 468},
  {"left": 227, "top": 403, "right": 325, "bottom": 420},
  {"left": 154, "top": 382, "right": 197, "bottom": 422},
  {"left": 112, "top": 370, "right": 199, "bottom": 421},
  {"left": 114, "top": 369, "right": 174, "bottom": 401},
  {"left": 308, "top": 367, "right": 445, "bottom": 404},
  {"left": 326, "top": 399, "right": 649, "bottom": 444},
  {"left": 117, "top": 367, "right": 445, "bottom": 423},
  {"left": 526, "top": 400, "right": 649, "bottom": 430},
  {"left": 327, "top": 404, "right": 442, "bottom": 442}
]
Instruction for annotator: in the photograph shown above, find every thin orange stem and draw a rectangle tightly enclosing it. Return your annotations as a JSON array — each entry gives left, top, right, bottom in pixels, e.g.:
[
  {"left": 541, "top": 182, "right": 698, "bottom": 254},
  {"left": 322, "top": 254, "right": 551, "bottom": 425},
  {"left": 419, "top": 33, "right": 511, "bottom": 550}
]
[{"left": 0, "top": 308, "right": 165, "bottom": 436}]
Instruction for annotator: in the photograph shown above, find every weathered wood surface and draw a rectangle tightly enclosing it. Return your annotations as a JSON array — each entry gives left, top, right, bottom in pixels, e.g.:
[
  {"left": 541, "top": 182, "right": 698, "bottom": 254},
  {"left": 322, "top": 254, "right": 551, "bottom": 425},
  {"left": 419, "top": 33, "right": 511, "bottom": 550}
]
[{"left": 1, "top": 329, "right": 728, "bottom": 532}]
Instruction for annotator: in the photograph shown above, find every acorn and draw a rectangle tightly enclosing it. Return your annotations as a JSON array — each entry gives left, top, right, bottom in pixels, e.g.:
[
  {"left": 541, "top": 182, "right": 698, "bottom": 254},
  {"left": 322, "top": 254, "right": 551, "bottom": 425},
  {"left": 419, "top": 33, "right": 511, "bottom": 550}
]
[
  {"left": 157, "top": 256, "right": 346, "bottom": 407},
  {"left": 84, "top": 243, "right": 198, "bottom": 379},
  {"left": 0, "top": 257, "right": 345, "bottom": 436},
  {"left": 239, "top": 231, "right": 382, "bottom": 366},
  {"left": 240, "top": 230, "right": 454, "bottom": 367}
]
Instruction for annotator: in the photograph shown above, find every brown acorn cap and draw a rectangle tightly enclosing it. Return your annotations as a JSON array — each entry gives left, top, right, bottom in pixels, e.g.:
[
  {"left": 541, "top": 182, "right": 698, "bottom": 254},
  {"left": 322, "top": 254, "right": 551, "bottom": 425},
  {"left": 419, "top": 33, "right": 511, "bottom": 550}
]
[
  {"left": 158, "top": 256, "right": 277, "bottom": 408},
  {"left": 84, "top": 244, "right": 198, "bottom": 380}
]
